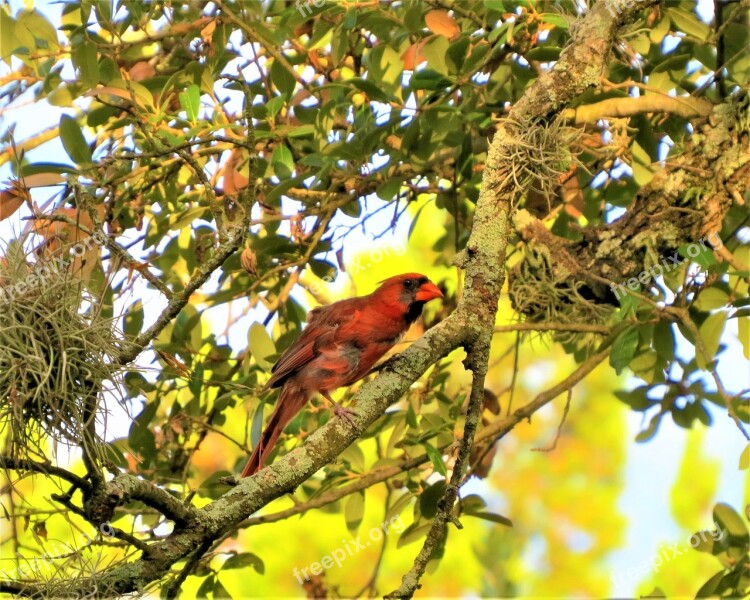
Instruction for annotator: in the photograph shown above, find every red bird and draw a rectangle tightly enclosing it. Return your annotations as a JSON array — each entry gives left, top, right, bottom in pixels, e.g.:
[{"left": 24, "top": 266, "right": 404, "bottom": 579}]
[{"left": 241, "top": 273, "right": 443, "bottom": 477}]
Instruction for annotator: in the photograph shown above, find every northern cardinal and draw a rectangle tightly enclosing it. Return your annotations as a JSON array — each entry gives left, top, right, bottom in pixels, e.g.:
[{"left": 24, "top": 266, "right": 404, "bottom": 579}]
[{"left": 241, "top": 273, "right": 443, "bottom": 477}]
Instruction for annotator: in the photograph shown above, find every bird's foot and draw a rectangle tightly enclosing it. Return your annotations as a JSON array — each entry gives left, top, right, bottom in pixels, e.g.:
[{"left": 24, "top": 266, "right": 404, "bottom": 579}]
[
  {"left": 333, "top": 402, "right": 357, "bottom": 428},
  {"left": 321, "top": 391, "right": 357, "bottom": 428}
]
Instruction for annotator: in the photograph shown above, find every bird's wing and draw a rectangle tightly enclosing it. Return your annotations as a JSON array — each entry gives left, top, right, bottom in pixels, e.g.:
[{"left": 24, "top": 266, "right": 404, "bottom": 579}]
[{"left": 264, "top": 298, "right": 363, "bottom": 389}]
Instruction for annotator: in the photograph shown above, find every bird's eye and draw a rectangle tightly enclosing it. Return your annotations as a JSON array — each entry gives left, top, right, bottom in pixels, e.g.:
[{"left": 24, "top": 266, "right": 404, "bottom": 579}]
[{"left": 403, "top": 279, "right": 414, "bottom": 289}]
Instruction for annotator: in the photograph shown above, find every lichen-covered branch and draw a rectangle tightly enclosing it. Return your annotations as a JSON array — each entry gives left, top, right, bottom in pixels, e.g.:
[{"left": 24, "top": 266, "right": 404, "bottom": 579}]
[{"left": 386, "top": 335, "right": 491, "bottom": 599}]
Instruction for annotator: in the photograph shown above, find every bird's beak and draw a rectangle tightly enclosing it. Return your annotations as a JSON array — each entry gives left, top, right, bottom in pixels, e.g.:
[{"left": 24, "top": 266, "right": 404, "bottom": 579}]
[{"left": 415, "top": 281, "right": 443, "bottom": 302}]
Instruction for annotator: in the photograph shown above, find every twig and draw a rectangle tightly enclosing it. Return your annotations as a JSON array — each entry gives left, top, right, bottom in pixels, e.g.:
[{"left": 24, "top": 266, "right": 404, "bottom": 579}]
[{"left": 532, "top": 388, "right": 572, "bottom": 452}]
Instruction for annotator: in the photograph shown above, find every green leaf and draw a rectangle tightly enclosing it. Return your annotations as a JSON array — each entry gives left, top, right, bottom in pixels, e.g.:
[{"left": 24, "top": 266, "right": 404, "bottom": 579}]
[
  {"left": 345, "top": 491, "right": 365, "bottom": 535},
  {"left": 668, "top": 7, "right": 710, "bottom": 40},
  {"left": 679, "top": 242, "right": 716, "bottom": 269},
  {"left": 72, "top": 40, "right": 100, "bottom": 88},
  {"left": 649, "top": 16, "right": 670, "bottom": 43},
  {"left": 270, "top": 58, "right": 296, "bottom": 98},
  {"left": 248, "top": 322, "right": 276, "bottom": 372},
  {"left": 213, "top": 578, "right": 232, "bottom": 599},
  {"left": 690, "top": 529, "right": 716, "bottom": 553},
  {"left": 198, "top": 471, "right": 233, "bottom": 500},
  {"left": 124, "top": 300, "right": 144, "bottom": 338},
  {"left": 463, "top": 510, "right": 513, "bottom": 527},
  {"left": 714, "top": 502, "right": 749, "bottom": 540},
  {"left": 348, "top": 77, "right": 394, "bottom": 102},
  {"left": 631, "top": 162, "right": 655, "bottom": 186},
  {"left": 739, "top": 443, "right": 750, "bottom": 471},
  {"left": 374, "top": 45, "right": 403, "bottom": 87},
  {"left": 385, "top": 492, "right": 416, "bottom": 525},
  {"left": 397, "top": 521, "right": 433, "bottom": 548},
  {"left": 695, "top": 571, "right": 724, "bottom": 598},
  {"left": 271, "top": 144, "right": 294, "bottom": 179},
  {"left": 653, "top": 320, "right": 675, "bottom": 359},
  {"left": 652, "top": 53, "right": 691, "bottom": 74},
  {"left": 223, "top": 552, "right": 265, "bottom": 573},
  {"left": 196, "top": 575, "right": 215, "bottom": 597},
  {"left": 264, "top": 95, "right": 285, "bottom": 119},
  {"left": 460, "top": 494, "right": 487, "bottom": 514},
  {"left": 19, "top": 162, "right": 78, "bottom": 176},
  {"left": 15, "top": 9, "right": 59, "bottom": 54},
  {"left": 0, "top": 8, "right": 17, "bottom": 65},
  {"left": 421, "top": 35, "right": 450, "bottom": 75},
  {"left": 614, "top": 387, "right": 654, "bottom": 411},
  {"left": 339, "top": 443, "right": 366, "bottom": 472},
  {"left": 420, "top": 479, "right": 447, "bottom": 519},
  {"left": 696, "top": 311, "right": 727, "bottom": 370},
  {"left": 376, "top": 178, "right": 402, "bottom": 201},
  {"left": 250, "top": 400, "right": 265, "bottom": 449},
  {"left": 59, "top": 115, "right": 92, "bottom": 165},
  {"left": 738, "top": 316, "right": 750, "bottom": 360},
  {"left": 410, "top": 69, "right": 454, "bottom": 90},
  {"left": 694, "top": 287, "right": 729, "bottom": 311},
  {"left": 179, "top": 83, "right": 201, "bottom": 123},
  {"left": 635, "top": 413, "right": 663, "bottom": 443},
  {"left": 542, "top": 13, "right": 569, "bottom": 29},
  {"left": 525, "top": 46, "right": 562, "bottom": 62},
  {"left": 610, "top": 327, "right": 639, "bottom": 374},
  {"left": 423, "top": 442, "right": 448, "bottom": 476},
  {"left": 128, "top": 401, "right": 158, "bottom": 459}
]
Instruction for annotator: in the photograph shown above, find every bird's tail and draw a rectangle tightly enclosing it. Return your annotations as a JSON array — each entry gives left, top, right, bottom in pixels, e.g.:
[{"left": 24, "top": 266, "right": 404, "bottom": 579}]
[{"left": 241, "top": 384, "right": 308, "bottom": 478}]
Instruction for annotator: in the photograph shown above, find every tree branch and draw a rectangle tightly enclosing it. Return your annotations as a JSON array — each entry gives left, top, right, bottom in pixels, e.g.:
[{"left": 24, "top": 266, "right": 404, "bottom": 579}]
[
  {"left": 386, "top": 337, "right": 491, "bottom": 598},
  {"left": 0, "top": 456, "right": 90, "bottom": 491}
]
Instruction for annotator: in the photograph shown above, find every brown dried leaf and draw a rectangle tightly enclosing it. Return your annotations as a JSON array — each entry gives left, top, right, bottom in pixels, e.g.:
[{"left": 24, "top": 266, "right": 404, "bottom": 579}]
[
  {"left": 129, "top": 61, "right": 156, "bottom": 82},
  {"left": 85, "top": 86, "right": 134, "bottom": 102},
  {"left": 335, "top": 248, "right": 345, "bottom": 272},
  {"left": 240, "top": 247, "right": 258, "bottom": 277},
  {"left": 33, "top": 520, "right": 48, "bottom": 542},
  {"left": 20, "top": 173, "right": 65, "bottom": 188},
  {"left": 156, "top": 350, "right": 191, "bottom": 377},
  {"left": 32, "top": 205, "right": 105, "bottom": 280},
  {"left": 401, "top": 39, "right": 428, "bottom": 70},
  {"left": 482, "top": 389, "right": 501, "bottom": 415},
  {"left": 425, "top": 10, "right": 460, "bottom": 39},
  {"left": 200, "top": 19, "right": 217, "bottom": 45},
  {"left": 222, "top": 148, "right": 250, "bottom": 195},
  {"left": 0, "top": 187, "right": 26, "bottom": 221}
]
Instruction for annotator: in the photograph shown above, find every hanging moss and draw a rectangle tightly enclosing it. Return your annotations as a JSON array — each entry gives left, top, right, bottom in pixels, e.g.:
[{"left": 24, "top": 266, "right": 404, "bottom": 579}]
[{"left": 0, "top": 241, "right": 119, "bottom": 460}]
